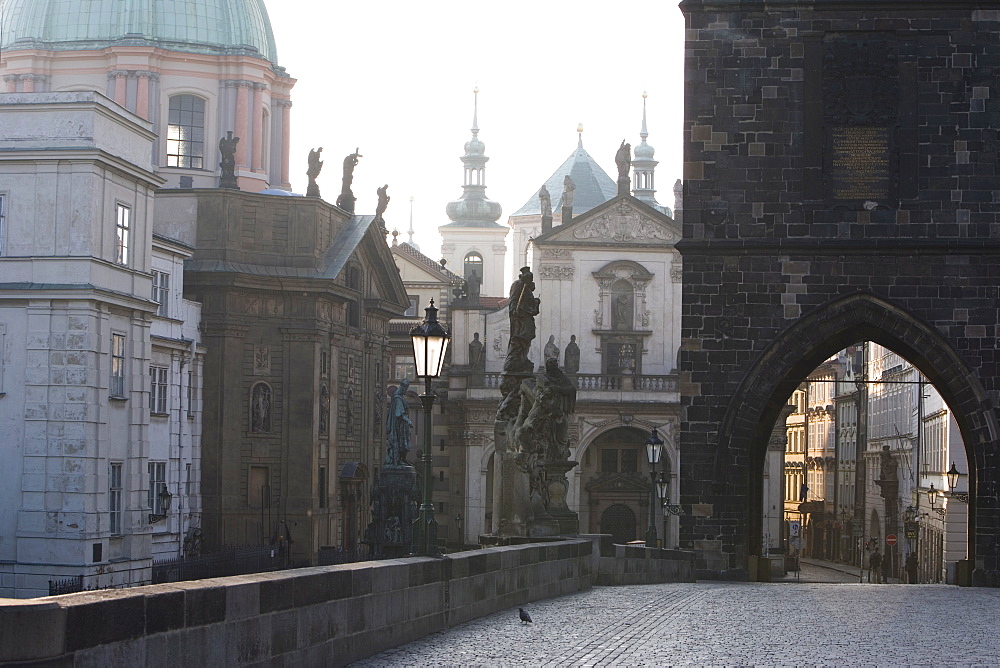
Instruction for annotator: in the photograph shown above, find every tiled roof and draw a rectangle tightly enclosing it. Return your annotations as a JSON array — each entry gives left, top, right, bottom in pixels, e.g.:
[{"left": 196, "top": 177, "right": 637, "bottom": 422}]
[{"left": 395, "top": 242, "right": 462, "bottom": 281}]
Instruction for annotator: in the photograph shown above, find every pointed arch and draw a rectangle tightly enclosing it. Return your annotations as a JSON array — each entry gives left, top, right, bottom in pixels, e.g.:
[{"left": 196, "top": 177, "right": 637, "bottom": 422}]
[{"left": 714, "top": 292, "right": 990, "bottom": 563}]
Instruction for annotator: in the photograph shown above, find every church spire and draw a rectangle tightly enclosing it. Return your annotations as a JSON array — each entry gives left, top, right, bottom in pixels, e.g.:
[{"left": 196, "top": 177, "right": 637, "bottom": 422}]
[
  {"left": 407, "top": 195, "right": 419, "bottom": 250},
  {"left": 444, "top": 87, "right": 502, "bottom": 226},
  {"left": 632, "top": 91, "right": 660, "bottom": 207}
]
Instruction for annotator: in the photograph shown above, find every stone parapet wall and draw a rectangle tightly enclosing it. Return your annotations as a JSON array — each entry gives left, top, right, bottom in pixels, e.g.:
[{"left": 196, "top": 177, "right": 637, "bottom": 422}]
[{"left": 0, "top": 540, "right": 593, "bottom": 667}]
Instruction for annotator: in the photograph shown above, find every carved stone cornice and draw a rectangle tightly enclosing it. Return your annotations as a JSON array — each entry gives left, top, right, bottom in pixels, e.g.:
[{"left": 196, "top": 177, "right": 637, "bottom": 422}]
[{"left": 538, "top": 265, "right": 574, "bottom": 280}]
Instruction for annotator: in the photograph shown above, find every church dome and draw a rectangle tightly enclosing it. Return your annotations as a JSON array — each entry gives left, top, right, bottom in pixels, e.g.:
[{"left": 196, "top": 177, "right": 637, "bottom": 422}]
[
  {"left": 0, "top": 0, "right": 280, "bottom": 64},
  {"left": 634, "top": 140, "right": 655, "bottom": 161},
  {"left": 464, "top": 136, "right": 485, "bottom": 156}
]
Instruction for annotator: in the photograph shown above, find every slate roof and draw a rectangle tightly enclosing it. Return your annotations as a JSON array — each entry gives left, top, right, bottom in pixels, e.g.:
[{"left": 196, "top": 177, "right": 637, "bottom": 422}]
[{"left": 513, "top": 145, "right": 617, "bottom": 216}]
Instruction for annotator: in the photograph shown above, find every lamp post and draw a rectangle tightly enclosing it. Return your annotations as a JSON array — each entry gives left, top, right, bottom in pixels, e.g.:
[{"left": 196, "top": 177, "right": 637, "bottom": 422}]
[
  {"left": 946, "top": 462, "right": 970, "bottom": 504},
  {"left": 656, "top": 472, "right": 669, "bottom": 549},
  {"left": 409, "top": 299, "right": 450, "bottom": 556},
  {"left": 645, "top": 429, "right": 663, "bottom": 548}
]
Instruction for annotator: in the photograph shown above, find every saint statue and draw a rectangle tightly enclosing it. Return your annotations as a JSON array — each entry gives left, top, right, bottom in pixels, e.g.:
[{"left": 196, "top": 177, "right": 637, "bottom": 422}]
[
  {"left": 543, "top": 335, "right": 559, "bottom": 362},
  {"left": 561, "top": 175, "right": 575, "bottom": 210},
  {"left": 564, "top": 334, "right": 580, "bottom": 374},
  {"left": 306, "top": 147, "right": 323, "bottom": 197},
  {"left": 337, "top": 148, "right": 362, "bottom": 212},
  {"left": 219, "top": 131, "right": 239, "bottom": 189},
  {"left": 466, "top": 268, "right": 481, "bottom": 298},
  {"left": 251, "top": 383, "right": 270, "bottom": 432},
  {"left": 506, "top": 267, "right": 540, "bottom": 371},
  {"left": 375, "top": 184, "right": 390, "bottom": 223},
  {"left": 539, "top": 184, "right": 552, "bottom": 218},
  {"left": 615, "top": 139, "right": 632, "bottom": 181},
  {"left": 385, "top": 379, "right": 412, "bottom": 466},
  {"left": 469, "top": 332, "right": 485, "bottom": 370}
]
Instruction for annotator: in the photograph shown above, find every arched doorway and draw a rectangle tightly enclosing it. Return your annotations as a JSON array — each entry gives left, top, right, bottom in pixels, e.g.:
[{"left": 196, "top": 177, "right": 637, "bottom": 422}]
[
  {"left": 580, "top": 427, "right": 652, "bottom": 541},
  {"left": 600, "top": 504, "right": 637, "bottom": 544},
  {"left": 685, "top": 293, "right": 986, "bottom": 582}
]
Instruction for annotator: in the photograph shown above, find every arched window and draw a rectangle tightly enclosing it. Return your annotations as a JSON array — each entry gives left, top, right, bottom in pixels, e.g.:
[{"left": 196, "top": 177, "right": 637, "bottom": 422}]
[
  {"left": 250, "top": 382, "right": 272, "bottom": 433},
  {"left": 347, "top": 265, "right": 362, "bottom": 291},
  {"left": 166, "top": 95, "right": 206, "bottom": 169},
  {"left": 464, "top": 252, "right": 483, "bottom": 282}
]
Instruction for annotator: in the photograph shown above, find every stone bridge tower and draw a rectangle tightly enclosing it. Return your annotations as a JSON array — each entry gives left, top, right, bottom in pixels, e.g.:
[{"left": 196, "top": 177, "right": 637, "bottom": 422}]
[{"left": 678, "top": 0, "right": 1000, "bottom": 585}]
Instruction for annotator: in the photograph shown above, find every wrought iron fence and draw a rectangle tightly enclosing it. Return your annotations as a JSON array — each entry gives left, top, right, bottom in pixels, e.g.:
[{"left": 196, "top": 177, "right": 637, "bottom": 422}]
[
  {"left": 152, "top": 544, "right": 284, "bottom": 584},
  {"left": 317, "top": 544, "right": 372, "bottom": 566},
  {"left": 48, "top": 575, "right": 84, "bottom": 596}
]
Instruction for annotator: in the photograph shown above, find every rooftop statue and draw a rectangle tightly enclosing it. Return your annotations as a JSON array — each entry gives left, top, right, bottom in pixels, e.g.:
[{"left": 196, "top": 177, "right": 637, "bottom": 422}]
[
  {"left": 615, "top": 139, "right": 632, "bottom": 182},
  {"left": 306, "top": 147, "right": 323, "bottom": 197},
  {"left": 219, "top": 131, "right": 240, "bottom": 189},
  {"left": 561, "top": 175, "right": 575, "bottom": 210},
  {"left": 539, "top": 184, "right": 552, "bottom": 218},
  {"left": 337, "top": 148, "right": 362, "bottom": 212},
  {"left": 375, "top": 184, "right": 390, "bottom": 226}
]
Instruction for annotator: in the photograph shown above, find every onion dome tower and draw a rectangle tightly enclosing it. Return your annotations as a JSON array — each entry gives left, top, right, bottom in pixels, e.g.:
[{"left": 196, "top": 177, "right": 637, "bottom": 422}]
[
  {"left": 439, "top": 88, "right": 508, "bottom": 298},
  {"left": 632, "top": 92, "right": 670, "bottom": 215}
]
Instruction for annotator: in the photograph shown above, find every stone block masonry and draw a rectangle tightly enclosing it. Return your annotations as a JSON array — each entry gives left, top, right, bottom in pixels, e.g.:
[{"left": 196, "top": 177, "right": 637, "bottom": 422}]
[
  {"left": 678, "top": 0, "right": 1000, "bottom": 583},
  {"left": 0, "top": 540, "right": 594, "bottom": 666}
]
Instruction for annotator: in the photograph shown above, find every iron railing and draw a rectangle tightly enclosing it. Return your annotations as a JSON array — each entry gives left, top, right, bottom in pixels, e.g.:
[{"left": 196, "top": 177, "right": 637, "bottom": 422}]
[{"left": 152, "top": 544, "right": 284, "bottom": 584}]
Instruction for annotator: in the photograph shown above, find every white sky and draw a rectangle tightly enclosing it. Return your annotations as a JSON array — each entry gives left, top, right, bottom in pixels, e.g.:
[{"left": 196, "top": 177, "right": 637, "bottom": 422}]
[{"left": 268, "top": 1, "right": 686, "bottom": 256}]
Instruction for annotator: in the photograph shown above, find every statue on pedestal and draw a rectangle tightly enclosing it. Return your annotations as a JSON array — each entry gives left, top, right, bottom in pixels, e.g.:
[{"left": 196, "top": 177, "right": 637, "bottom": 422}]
[
  {"left": 375, "top": 184, "right": 390, "bottom": 226},
  {"left": 306, "top": 147, "right": 323, "bottom": 197},
  {"left": 564, "top": 335, "right": 580, "bottom": 374},
  {"left": 219, "top": 131, "right": 240, "bottom": 190},
  {"left": 544, "top": 335, "right": 560, "bottom": 363},
  {"left": 337, "top": 148, "right": 362, "bottom": 212},
  {"left": 539, "top": 184, "right": 552, "bottom": 218},
  {"left": 561, "top": 175, "right": 575, "bottom": 210},
  {"left": 385, "top": 379, "right": 412, "bottom": 466},
  {"left": 469, "top": 332, "right": 485, "bottom": 370},
  {"left": 615, "top": 139, "right": 632, "bottom": 181}
]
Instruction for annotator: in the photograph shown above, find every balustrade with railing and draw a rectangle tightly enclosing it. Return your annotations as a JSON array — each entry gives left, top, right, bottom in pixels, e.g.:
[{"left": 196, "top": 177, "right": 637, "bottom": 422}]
[{"left": 471, "top": 372, "right": 676, "bottom": 392}]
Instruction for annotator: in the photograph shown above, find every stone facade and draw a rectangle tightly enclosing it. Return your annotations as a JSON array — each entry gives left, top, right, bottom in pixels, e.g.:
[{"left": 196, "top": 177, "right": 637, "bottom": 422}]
[
  {"left": 679, "top": 0, "right": 1000, "bottom": 583},
  {"left": 0, "top": 92, "right": 205, "bottom": 596},
  {"left": 165, "top": 189, "right": 409, "bottom": 564}
]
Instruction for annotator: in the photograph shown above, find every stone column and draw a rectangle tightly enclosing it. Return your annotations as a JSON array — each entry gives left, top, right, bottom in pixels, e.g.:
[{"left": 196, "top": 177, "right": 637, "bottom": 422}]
[
  {"left": 278, "top": 100, "right": 292, "bottom": 188},
  {"left": 136, "top": 72, "right": 150, "bottom": 120},
  {"left": 251, "top": 84, "right": 265, "bottom": 172},
  {"left": 112, "top": 70, "right": 128, "bottom": 107},
  {"left": 235, "top": 83, "right": 250, "bottom": 170},
  {"left": 22, "top": 74, "right": 35, "bottom": 93}
]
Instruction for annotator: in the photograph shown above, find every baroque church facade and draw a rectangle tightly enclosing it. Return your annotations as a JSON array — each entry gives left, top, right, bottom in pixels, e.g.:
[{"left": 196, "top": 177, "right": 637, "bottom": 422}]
[
  {"left": 0, "top": 0, "right": 406, "bottom": 596},
  {"left": 439, "top": 96, "right": 685, "bottom": 547}
]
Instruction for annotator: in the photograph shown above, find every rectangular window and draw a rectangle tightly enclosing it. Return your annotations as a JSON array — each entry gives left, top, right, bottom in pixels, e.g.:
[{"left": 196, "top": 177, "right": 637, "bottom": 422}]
[
  {"left": 115, "top": 204, "right": 130, "bottom": 265},
  {"left": 151, "top": 270, "right": 170, "bottom": 317},
  {"left": 601, "top": 448, "right": 618, "bottom": 473},
  {"left": 186, "top": 368, "right": 195, "bottom": 418},
  {"left": 149, "top": 365, "right": 168, "bottom": 414},
  {"left": 110, "top": 462, "right": 123, "bottom": 534},
  {"left": 620, "top": 448, "right": 638, "bottom": 474},
  {"left": 318, "top": 466, "right": 327, "bottom": 508},
  {"left": 0, "top": 194, "right": 6, "bottom": 256},
  {"left": 394, "top": 355, "right": 415, "bottom": 382},
  {"left": 185, "top": 462, "right": 192, "bottom": 497},
  {"left": 110, "top": 333, "right": 126, "bottom": 397},
  {"left": 166, "top": 95, "right": 206, "bottom": 168},
  {"left": 249, "top": 466, "right": 270, "bottom": 508},
  {"left": 404, "top": 296, "right": 418, "bottom": 317},
  {"left": 148, "top": 462, "right": 166, "bottom": 514}
]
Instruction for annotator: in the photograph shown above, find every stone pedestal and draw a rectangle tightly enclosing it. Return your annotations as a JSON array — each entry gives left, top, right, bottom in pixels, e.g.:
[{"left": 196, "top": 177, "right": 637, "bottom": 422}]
[
  {"left": 362, "top": 465, "right": 418, "bottom": 558},
  {"left": 545, "top": 460, "right": 580, "bottom": 535}
]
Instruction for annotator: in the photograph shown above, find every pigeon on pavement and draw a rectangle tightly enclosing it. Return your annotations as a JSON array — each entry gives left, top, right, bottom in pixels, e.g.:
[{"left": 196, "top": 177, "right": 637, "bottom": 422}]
[{"left": 519, "top": 608, "right": 532, "bottom": 623}]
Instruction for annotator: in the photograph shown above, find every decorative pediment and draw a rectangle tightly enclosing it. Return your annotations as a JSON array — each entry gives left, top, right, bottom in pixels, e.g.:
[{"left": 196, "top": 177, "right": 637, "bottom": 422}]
[
  {"left": 569, "top": 199, "right": 679, "bottom": 244},
  {"left": 584, "top": 472, "right": 650, "bottom": 494}
]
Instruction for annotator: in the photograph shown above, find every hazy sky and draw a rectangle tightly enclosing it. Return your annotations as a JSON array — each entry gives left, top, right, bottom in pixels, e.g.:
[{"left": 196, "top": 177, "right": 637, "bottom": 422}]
[{"left": 268, "top": 1, "right": 685, "bottom": 255}]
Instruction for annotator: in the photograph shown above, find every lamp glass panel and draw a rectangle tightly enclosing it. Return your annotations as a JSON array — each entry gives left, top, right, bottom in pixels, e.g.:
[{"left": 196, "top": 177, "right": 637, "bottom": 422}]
[{"left": 411, "top": 334, "right": 429, "bottom": 377}]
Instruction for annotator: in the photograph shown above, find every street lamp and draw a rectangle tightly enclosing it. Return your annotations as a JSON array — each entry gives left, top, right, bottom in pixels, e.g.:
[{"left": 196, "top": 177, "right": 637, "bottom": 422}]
[
  {"left": 645, "top": 429, "right": 663, "bottom": 547},
  {"left": 410, "top": 298, "right": 450, "bottom": 556},
  {"left": 927, "top": 484, "right": 945, "bottom": 515},
  {"left": 656, "top": 472, "right": 669, "bottom": 548},
  {"left": 946, "top": 462, "right": 970, "bottom": 503}
]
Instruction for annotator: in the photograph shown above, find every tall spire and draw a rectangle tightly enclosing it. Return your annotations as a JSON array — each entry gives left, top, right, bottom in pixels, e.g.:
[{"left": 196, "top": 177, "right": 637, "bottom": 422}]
[
  {"left": 444, "top": 86, "right": 502, "bottom": 226},
  {"left": 407, "top": 195, "right": 419, "bottom": 250},
  {"left": 577, "top": 122, "right": 584, "bottom": 149},
  {"left": 632, "top": 91, "right": 661, "bottom": 208}
]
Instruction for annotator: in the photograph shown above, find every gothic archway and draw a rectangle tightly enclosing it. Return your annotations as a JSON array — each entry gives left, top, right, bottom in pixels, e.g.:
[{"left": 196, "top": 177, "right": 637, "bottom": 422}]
[{"left": 694, "top": 292, "right": 990, "bottom": 577}]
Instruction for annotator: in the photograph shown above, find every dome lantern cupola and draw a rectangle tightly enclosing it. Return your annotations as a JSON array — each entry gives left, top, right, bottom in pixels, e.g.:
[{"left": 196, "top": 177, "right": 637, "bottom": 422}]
[
  {"left": 632, "top": 91, "right": 660, "bottom": 205},
  {"left": 444, "top": 87, "right": 503, "bottom": 226}
]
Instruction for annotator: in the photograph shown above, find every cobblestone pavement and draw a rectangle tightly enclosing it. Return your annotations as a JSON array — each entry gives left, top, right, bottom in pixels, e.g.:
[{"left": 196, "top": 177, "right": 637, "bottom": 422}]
[{"left": 354, "top": 574, "right": 1000, "bottom": 667}]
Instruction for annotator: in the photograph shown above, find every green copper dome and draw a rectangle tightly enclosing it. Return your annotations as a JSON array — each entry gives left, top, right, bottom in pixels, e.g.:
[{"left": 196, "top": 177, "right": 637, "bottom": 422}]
[{"left": 0, "top": 0, "right": 280, "bottom": 65}]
